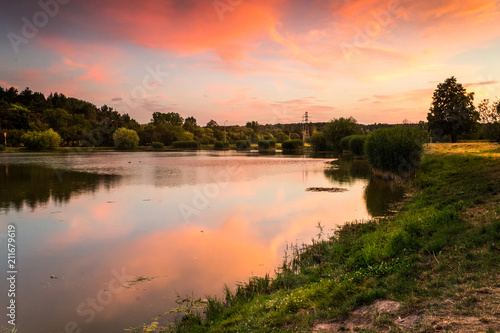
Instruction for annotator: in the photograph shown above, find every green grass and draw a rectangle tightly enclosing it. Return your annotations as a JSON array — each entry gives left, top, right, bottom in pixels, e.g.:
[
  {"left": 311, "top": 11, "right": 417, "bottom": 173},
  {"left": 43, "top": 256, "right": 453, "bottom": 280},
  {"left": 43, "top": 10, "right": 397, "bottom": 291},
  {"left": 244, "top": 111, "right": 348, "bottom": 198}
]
[{"left": 128, "top": 143, "right": 500, "bottom": 333}]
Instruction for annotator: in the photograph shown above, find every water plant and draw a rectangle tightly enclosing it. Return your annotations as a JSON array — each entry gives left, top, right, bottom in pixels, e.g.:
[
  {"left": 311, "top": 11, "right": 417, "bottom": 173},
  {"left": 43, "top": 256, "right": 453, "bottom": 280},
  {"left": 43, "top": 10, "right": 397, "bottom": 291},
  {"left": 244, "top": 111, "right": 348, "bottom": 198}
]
[{"left": 364, "top": 126, "right": 423, "bottom": 177}]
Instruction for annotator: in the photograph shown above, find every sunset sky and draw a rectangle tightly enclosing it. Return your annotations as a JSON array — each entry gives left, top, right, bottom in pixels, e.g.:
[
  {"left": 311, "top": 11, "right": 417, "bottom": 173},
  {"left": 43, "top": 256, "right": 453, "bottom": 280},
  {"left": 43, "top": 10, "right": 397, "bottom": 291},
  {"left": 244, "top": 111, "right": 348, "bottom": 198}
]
[{"left": 1, "top": 0, "right": 499, "bottom": 125}]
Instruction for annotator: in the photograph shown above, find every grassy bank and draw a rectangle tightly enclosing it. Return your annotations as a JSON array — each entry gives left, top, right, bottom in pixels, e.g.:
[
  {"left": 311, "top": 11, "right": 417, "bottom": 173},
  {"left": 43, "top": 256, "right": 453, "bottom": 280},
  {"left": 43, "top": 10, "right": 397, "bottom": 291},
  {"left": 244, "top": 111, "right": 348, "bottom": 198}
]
[{"left": 133, "top": 143, "right": 500, "bottom": 333}]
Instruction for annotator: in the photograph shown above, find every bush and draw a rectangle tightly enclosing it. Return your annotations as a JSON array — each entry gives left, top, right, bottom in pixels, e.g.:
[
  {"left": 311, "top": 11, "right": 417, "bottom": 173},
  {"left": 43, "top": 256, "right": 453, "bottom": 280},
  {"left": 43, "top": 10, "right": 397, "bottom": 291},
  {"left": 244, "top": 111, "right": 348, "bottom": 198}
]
[
  {"left": 282, "top": 139, "right": 303, "bottom": 150},
  {"left": 213, "top": 141, "right": 229, "bottom": 150},
  {"left": 21, "top": 129, "right": 62, "bottom": 150},
  {"left": 310, "top": 131, "right": 327, "bottom": 152},
  {"left": 172, "top": 141, "right": 200, "bottom": 150},
  {"left": 258, "top": 140, "right": 276, "bottom": 150},
  {"left": 348, "top": 135, "right": 367, "bottom": 156},
  {"left": 236, "top": 140, "right": 251, "bottom": 150},
  {"left": 151, "top": 141, "right": 165, "bottom": 150},
  {"left": 113, "top": 128, "right": 139, "bottom": 150},
  {"left": 340, "top": 136, "right": 353, "bottom": 151},
  {"left": 0, "top": 144, "right": 4, "bottom": 152},
  {"left": 364, "top": 126, "right": 423, "bottom": 177},
  {"left": 4, "top": 129, "right": 24, "bottom": 147}
]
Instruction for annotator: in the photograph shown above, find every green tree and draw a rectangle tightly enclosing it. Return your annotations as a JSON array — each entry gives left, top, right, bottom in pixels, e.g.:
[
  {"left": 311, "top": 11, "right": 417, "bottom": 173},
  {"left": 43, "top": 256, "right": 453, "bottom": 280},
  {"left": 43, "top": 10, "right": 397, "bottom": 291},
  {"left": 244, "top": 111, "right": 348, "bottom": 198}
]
[
  {"left": 138, "top": 124, "right": 156, "bottom": 146},
  {"left": 478, "top": 99, "right": 500, "bottom": 143},
  {"left": 309, "top": 131, "right": 327, "bottom": 152},
  {"left": 113, "top": 128, "right": 139, "bottom": 150},
  {"left": 323, "top": 117, "right": 361, "bottom": 150},
  {"left": 183, "top": 116, "right": 199, "bottom": 133},
  {"left": 4, "top": 104, "right": 31, "bottom": 130},
  {"left": 21, "top": 129, "right": 62, "bottom": 150},
  {"left": 206, "top": 119, "right": 219, "bottom": 128},
  {"left": 152, "top": 112, "right": 184, "bottom": 126},
  {"left": 427, "top": 77, "right": 479, "bottom": 143},
  {"left": 246, "top": 121, "right": 261, "bottom": 132}
]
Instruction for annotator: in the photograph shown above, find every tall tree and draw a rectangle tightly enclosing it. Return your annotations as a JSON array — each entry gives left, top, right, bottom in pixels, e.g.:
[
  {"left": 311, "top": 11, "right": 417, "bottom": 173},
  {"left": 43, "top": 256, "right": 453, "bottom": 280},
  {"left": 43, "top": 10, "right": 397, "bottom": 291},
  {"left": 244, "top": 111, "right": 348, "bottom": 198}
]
[
  {"left": 183, "top": 116, "right": 198, "bottom": 132},
  {"left": 206, "top": 119, "right": 219, "bottom": 128},
  {"left": 323, "top": 117, "right": 361, "bottom": 150},
  {"left": 427, "top": 77, "right": 479, "bottom": 143},
  {"left": 151, "top": 112, "right": 184, "bottom": 126},
  {"left": 478, "top": 99, "right": 500, "bottom": 143}
]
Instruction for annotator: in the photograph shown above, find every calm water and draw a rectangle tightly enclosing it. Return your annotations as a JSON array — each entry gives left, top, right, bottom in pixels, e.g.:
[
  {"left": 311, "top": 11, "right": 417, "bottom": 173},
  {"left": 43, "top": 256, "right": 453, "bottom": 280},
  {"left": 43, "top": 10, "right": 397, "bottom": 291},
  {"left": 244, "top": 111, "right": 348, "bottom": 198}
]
[{"left": 0, "top": 151, "right": 403, "bottom": 332}]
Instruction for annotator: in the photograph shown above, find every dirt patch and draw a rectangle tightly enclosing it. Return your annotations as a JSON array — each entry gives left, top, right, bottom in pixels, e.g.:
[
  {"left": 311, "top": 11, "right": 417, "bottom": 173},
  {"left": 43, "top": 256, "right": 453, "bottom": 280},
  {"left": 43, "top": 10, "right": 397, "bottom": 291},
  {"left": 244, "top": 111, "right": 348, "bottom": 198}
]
[
  {"left": 312, "top": 300, "right": 420, "bottom": 332},
  {"left": 418, "top": 287, "right": 500, "bottom": 332}
]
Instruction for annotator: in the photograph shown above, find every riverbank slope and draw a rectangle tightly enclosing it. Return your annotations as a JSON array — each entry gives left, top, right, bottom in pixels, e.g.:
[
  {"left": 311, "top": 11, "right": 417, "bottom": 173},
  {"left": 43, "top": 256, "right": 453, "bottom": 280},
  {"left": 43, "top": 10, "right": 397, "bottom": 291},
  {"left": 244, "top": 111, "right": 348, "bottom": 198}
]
[{"left": 136, "top": 143, "right": 500, "bottom": 333}]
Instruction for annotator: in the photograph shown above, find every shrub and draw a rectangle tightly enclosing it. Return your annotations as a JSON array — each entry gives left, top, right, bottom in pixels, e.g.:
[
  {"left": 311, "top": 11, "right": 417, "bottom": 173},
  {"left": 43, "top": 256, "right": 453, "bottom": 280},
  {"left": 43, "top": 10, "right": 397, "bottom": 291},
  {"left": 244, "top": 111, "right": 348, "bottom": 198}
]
[
  {"left": 172, "top": 141, "right": 200, "bottom": 149},
  {"left": 258, "top": 140, "right": 276, "bottom": 150},
  {"left": 4, "top": 130, "right": 24, "bottom": 147},
  {"left": 236, "top": 140, "right": 251, "bottom": 150},
  {"left": 364, "top": 126, "right": 423, "bottom": 177},
  {"left": 113, "top": 128, "right": 139, "bottom": 150},
  {"left": 282, "top": 139, "right": 303, "bottom": 150},
  {"left": 348, "top": 135, "right": 367, "bottom": 156},
  {"left": 213, "top": 141, "right": 229, "bottom": 150},
  {"left": 0, "top": 144, "right": 4, "bottom": 152},
  {"left": 21, "top": 129, "right": 62, "bottom": 150},
  {"left": 151, "top": 141, "right": 165, "bottom": 150},
  {"left": 310, "top": 131, "right": 327, "bottom": 152},
  {"left": 340, "top": 136, "right": 353, "bottom": 151}
]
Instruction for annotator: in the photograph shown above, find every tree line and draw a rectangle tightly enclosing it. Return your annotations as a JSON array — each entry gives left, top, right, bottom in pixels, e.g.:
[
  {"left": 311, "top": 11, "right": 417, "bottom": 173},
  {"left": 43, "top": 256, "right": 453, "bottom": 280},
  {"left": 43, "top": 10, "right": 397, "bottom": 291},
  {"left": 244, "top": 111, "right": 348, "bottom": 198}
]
[
  {"left": 0, "top": 86, "right": 312, "bottom": 149},
  {"left": 1, "top": 77, "right": 499, "bottom": 150}
]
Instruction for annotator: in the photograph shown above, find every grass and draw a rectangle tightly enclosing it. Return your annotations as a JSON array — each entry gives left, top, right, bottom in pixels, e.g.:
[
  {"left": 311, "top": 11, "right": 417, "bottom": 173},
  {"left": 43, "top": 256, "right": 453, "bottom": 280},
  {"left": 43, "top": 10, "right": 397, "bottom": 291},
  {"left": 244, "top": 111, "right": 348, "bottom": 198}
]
[{"left": 133, "top": 143, "right": 500, "bottom": 332}]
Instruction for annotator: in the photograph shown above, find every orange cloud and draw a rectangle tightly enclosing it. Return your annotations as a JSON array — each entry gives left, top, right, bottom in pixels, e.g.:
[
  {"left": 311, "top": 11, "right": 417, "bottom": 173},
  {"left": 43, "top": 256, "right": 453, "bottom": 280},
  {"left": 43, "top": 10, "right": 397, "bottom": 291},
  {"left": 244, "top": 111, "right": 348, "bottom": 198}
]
[{"left": 72, "top": 0, "right": 283, "bottom": 56}]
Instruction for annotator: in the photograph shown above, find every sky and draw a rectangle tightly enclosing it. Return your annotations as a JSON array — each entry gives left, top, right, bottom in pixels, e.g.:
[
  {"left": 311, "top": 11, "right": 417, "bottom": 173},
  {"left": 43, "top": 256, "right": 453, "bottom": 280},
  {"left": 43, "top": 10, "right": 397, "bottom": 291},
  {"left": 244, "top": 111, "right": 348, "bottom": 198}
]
[{"left": 1, "top": 0, "right": 500, "bottom": 126}]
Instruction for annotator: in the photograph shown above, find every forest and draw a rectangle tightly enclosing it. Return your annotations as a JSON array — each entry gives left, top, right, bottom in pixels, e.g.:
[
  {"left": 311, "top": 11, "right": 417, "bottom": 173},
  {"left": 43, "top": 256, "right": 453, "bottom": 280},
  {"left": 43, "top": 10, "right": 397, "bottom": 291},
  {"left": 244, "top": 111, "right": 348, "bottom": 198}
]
[
  {"left": 1, "top": 78, "right": 499, "bottom": 151},
  {"left": 0, "top": 86, "right": 313, "bottom": 148}
]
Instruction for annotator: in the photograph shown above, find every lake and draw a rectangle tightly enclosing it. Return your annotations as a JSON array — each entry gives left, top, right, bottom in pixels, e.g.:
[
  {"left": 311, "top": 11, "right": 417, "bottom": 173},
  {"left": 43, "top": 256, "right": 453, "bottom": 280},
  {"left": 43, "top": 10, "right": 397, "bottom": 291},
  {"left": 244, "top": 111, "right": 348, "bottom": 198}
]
[{"left": 0, "top": 151, "right": 403, "bottom": 332}]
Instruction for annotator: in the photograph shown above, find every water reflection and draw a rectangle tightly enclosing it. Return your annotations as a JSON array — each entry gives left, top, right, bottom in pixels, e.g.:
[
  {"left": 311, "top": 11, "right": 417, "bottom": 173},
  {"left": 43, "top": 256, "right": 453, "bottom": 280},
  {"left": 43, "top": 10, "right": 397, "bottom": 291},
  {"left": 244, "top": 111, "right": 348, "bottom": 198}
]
[
  {"left": 323, "top": 158, "right": 372, "bottom": 184},
  {"left": 0, "top": 164, "right": 121, "bottom": 212},
  {"left": 324, "top": 158, "right": 405, "bottom": 217},
  {"left": 364, "top": 177, "right": 406, "bottom": 217},
  {"left": 0, "top": 152, "right": 405, "bottom": 332}
]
